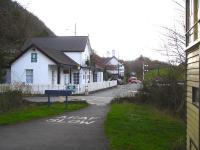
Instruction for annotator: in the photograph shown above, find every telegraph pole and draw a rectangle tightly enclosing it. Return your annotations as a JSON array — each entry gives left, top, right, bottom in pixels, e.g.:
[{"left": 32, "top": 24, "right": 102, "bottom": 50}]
[
  {"left": 142, "top": 62, "right": 148, "bottom": 81},
  {"left": 118, "top": 51, "right": 120, "bottom": 78}
]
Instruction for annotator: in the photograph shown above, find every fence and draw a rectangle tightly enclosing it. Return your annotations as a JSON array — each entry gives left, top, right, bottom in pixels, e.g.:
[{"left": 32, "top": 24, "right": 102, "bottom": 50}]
[
  {"left": 76, "top": 81, "right": 117, "bottom": 94},
  {"left": 0, "top": 80, "right": 117, "bottom": 95}
]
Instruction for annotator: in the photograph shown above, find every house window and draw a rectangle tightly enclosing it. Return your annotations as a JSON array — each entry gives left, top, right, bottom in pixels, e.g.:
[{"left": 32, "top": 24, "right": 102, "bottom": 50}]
[
  {"left": 73, "top": 73, "right": 79, "bottom": 84},
  {"left": 31, "top": 53, "right": 37, "bottom": 62},
  {"left": 192, "top": 87, "right": 199, "bottom": 106},
  {"left": 93, "top": 73, "right": 97, "bottom": 82},
  {"left": 26, "top": 69, "right": 33, "bottom": 84}
]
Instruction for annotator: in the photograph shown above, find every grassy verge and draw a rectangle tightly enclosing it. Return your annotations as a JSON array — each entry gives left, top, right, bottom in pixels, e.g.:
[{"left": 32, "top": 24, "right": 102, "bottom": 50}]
[
  {"left": 0, "top": 101, "right": 88, "bottom": 125},
  {"left": 105, "top": 103, "right": 185, "bottom": 150}
]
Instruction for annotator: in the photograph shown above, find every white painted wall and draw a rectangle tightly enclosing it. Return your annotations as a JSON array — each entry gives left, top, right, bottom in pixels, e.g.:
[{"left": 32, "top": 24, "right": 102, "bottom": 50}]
[
  {"left": 64, "top": 52, "right": 82, "bottom": 65},
  {"left": 82, "top": 42, "right": 91, "bottom": 66},
  {"left": 106, "top": 57, "right": 125, "bottom": 77},
  {"left": 106, "top": 57, "right": 121, "bottom": 66},
  {"left": 11, "top": 47, "right": 55, "bottom": 84},
  {"left": 64, "top": 41, "right": 91, "bottom": 66},
  {"left": 60, "top": 68, "right": 70, "bottom": 85},
  {"left": 63, "top": 41, "right": 92, "bottom": 85},
  {"left": 80, "top": 69, "right": 90, "bottom": 84}
]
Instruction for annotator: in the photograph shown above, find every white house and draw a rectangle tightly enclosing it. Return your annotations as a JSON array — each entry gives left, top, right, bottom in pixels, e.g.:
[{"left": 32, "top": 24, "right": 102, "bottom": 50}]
[
  {"left": 10, "top": 36, "right": 104, "bottom": 86},
  {"left": 102, "top": 56, "right": 125, "bottom": 78}
]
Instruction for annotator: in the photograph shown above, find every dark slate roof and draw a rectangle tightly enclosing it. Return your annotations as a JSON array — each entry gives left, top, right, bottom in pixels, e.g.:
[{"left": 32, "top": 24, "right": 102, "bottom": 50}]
[
  {"left": 10, "top": 36, "right": 90, "bottom": 66},
  {"left": 22, "top": 36, "right": 89, "bottom": 52},
  {"left": 39, "top": 46, "right": 79, "bottom": 66},
  {"left": 10, "top": 44, "right": 78, "bottom": 66},
  {"left": 101, "top": 57, "right": 112, "bottom": 64},
  {"left": 102, "top": 56, "right": 123, "bottom": 65}
]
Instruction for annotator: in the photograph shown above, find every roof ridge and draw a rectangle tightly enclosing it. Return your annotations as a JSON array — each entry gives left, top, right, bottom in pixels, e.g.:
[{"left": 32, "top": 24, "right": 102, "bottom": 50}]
[{"left": 30, "top": 36, "right": 88, "bottom": 39}]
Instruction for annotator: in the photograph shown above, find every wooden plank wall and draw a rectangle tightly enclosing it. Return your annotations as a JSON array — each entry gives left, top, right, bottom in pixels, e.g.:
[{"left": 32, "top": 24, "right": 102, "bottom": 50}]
[{"left": 187, "top": 47, "right": 199, "bottom": 150}]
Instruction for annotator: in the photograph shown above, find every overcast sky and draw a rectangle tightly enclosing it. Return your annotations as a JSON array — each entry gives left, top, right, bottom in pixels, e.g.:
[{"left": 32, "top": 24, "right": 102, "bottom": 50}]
[{"left": 15, "top": 0, "right": 184, "bottom": 62}]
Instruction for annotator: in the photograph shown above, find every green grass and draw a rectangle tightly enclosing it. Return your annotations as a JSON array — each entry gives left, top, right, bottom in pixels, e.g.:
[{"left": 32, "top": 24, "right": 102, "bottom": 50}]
[
  {"left": 105, "top": 103, "right": 185, "bottom": 150},
  {"left": 0, "top": 102, "right": 88, "bottom": 125}
]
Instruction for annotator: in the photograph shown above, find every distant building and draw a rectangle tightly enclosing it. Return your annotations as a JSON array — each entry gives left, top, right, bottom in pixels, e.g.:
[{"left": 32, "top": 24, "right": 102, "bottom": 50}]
[
  {"left": 102, "top": 56, "right": 124, "bottom": 79},
  {"left": 185, "top": 1, "right": 200, "bottom": 150},
  {"left": 91, "top": 54, "right": 125, "bottom": 80}
]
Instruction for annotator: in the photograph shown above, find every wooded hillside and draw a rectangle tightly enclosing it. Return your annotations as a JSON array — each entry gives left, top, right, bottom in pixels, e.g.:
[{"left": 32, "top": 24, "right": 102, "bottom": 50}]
[
  {"left": 0, "top": 0, "right": 55, "bottom": 57},
  {"left": 123, "top": 55, "right": 170, "bottom": 80}
]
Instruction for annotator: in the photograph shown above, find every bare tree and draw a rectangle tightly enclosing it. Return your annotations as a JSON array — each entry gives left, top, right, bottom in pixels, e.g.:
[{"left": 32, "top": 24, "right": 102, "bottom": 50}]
[{"left": 155, "top": 0, "right": 185, "bottom": 66}]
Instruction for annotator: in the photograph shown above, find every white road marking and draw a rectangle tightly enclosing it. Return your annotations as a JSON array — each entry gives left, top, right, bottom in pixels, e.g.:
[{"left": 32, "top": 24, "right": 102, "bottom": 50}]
[{"left": 46, "top": 116, "right": 99, "bottom": 125}]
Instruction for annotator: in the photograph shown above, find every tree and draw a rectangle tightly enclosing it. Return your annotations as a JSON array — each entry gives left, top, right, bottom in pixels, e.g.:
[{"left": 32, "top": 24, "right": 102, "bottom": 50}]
[
  {"left": 156, "top": 0, "right": 185, "bottom": 66},
  {"left": 0, "top": 51, "right": 6, "bottom": 83}
]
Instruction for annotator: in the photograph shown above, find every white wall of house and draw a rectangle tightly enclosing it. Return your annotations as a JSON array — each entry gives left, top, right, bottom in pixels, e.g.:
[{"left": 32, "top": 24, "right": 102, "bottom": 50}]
[
  {"left": 106, "top": 57, "right": 125, "bottom": 77},
  {"left": 64, "top": 41, "right": 91, "bottom": 66},
  {"left": 11, "top": 48, "right": 55, "bottom": 84},
  {"left": 82, "top": 42, "right": 91, "bottom": 65},
  {"left": 97, "top": 72, "right": 103, "bottom": 82},
  {"left": 64, "top": 52, "right": 82, "bottom": 65},
  {"left": 63, "top": 41, "right": 92, "bottom": 85},
  {"left": 60, "top": 68, "right": 70, "bottom": 85},
  {"left": 80, "top": 69, "right": 91, "bottom": 84},
  {"left": 107, "top": 57, "right": 119, "bottom": 65}
]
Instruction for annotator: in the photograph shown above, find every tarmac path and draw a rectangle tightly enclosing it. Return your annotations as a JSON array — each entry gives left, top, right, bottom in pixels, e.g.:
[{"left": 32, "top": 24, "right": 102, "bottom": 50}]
[{"left": 0, "top": 84, "right": 140, "bottom": 150}]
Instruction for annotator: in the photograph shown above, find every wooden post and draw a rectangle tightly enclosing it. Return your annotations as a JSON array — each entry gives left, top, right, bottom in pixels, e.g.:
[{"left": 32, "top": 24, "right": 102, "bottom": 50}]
[
  {"left": 65, "top": 95, "right": 68, "bottom": 109},
  {"left": 48, "top": 95, "right": 51, "bottom": 106},
  {"left": 57, "top": 65, "right": 60, "bottom": 84},
  {"left": 69, "top": 67, "right": 72, "bottom": 84}
]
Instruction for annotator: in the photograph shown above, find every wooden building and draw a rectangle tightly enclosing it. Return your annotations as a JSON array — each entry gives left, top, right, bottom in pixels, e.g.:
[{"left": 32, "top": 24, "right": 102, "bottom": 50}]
[{"left": 186, "top": 0, "right": 200, "bottom": 150}]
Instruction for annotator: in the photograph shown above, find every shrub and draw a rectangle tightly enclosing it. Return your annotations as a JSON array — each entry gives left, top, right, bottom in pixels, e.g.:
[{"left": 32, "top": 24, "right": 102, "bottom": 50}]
[
  {"left": 171, "top": 137, "right": 186, "bottom": 150},
  {"left": 0, "top": 90, "right": 23, "bottom": 112},
  {"left": 112, "top": 79, "right": 186, "bottom": 120}
]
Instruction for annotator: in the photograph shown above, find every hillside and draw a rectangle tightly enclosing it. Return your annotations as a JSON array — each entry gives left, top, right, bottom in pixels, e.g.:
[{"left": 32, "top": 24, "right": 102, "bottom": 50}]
[
  {"left": 0, "top": 0, "right": 55, "bottom": 57},
  {"left": 123, "top": 55, "right": 170, "bottom": 80}
]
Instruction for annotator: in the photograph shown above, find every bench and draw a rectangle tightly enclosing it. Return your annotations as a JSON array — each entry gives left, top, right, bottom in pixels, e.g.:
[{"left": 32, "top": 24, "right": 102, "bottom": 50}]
[{"left": 45, "top": 90, "right": 72, "bottom": 106}]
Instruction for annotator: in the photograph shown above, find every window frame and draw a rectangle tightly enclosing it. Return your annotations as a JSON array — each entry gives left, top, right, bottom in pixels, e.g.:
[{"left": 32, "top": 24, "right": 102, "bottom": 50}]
[
  {"left": 26, "top": 69, "right": 33, "bottom": 84},
  {"left": 73, "top": 73, "right": 79, "bottom": 84},
  {"left": 192, "top": 87, "right": 199, "bottom": 106},
  {"left": 31, "top": 53, "right": 37, "bottom": 62},
  {"left": 93, "top": 72, "right": 98, "bottom": 82}
]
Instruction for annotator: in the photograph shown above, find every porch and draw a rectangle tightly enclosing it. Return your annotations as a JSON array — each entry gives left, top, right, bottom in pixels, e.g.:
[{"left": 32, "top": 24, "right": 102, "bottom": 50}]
[{"left": 48, "top": 64, "right": 103, "bottom": 86}]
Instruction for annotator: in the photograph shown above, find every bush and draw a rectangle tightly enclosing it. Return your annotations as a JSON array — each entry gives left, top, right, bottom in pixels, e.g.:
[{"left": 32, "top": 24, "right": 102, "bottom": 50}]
[
  {"left": 112, "top": 79, "right": 186, "bottom": 120},
  {"left": 0, "top": 90, "right": 23, "bottom": 112},
  {"left": 171, "top": 137, "right": 186, "bottom": 150},
  {"left": 137, "top": 79, "right": 185, "bottom": 119}
]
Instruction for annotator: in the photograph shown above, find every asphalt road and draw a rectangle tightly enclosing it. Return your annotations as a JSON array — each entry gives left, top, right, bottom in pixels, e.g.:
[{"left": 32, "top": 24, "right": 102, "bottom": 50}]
[
  {"left": 25, "top": 84, "right": 141, "bottom": 105},
  {"left": 0, "top": 84, "right": 140, "bottom": 150}
]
